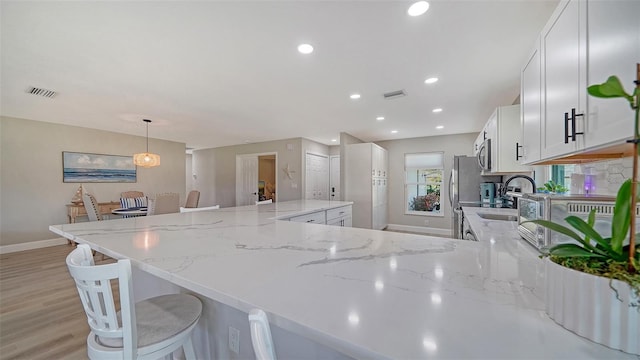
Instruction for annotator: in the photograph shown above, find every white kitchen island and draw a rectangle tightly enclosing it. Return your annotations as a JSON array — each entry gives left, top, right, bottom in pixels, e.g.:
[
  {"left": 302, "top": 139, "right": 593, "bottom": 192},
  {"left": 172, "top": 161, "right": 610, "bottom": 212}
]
[{"left": 50, "top": 200, "right": 635, "bottom": 359}]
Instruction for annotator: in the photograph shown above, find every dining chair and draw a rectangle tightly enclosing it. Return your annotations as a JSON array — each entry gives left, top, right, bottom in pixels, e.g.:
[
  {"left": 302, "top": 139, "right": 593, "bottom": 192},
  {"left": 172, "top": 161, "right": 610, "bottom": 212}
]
[
  {"left": 66, "top": 244, "right": 203, "bottom": 360},
  {"left": 121, "top": 191, "right": 144, "bottom": 199},
  {"left": 179, "top": 205, "right": 219, "bottom": 213},
  {"left": 83, "top": 193, "right": 102, "bottom": 221},
  {"left": 255, "top": 199, "right": 273, "bottom": 205},
  {"left": 147, "top": 193, "right": 179, "bottom": 215},
  {"left": 184, "top": 190, "right": 200, "bottom": 208},
  {"left": 120, "top": 191, "right": 147, "bottom": 210},
  {"left": 248, "top": 309, "right": 277, "bottom": 360}
]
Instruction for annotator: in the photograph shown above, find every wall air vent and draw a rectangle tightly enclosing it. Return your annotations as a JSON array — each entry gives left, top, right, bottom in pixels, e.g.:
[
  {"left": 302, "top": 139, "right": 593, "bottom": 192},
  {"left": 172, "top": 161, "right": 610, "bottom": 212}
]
[
  {"left": 383, "top": 89, "right": 407, "bottom": 100},
  {"left": 27, "top": 87, "right": 57, "bottom": 98}
]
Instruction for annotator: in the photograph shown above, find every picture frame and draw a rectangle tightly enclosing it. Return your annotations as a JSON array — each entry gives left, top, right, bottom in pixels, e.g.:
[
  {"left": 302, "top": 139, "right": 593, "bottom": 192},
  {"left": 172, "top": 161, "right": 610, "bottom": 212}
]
[{"left": 62, "top": 151, "right": 136, "bottom": 183}]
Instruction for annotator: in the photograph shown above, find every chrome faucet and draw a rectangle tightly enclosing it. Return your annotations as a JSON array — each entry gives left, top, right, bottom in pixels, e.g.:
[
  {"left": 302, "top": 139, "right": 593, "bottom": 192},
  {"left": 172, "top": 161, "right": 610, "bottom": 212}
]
[{"left": 501, "top": 175, "right": 537, "bottom": 198}]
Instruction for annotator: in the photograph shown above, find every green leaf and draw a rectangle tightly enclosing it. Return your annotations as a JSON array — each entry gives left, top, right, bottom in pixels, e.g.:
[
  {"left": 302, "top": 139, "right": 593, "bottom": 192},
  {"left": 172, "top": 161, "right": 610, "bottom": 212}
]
[
  {"left": 548, "top": 243, "right": 605, "bottom": 258},
  {"left": 611, "top": 179, "right": 632, "bottom": 253},
  {"left": 564, "top": 215, "right": 617, "bottom": 258},
  {"left": 587, "top": 76, "right": 632, "bottom": 100},
  {"left": 525, "top": 219, "right": 598, "bottom": 251}
]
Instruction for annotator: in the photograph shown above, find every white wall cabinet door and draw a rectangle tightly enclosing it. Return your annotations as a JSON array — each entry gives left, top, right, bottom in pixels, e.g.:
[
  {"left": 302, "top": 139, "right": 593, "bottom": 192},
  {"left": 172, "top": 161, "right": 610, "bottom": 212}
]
[
  {"left": 330, "top": 155, "right": 340, "bottom": 201},
  {"left": 236, "top": 155, "right": 258, "bottom": 206},
  {"left": 305, "top": 153, "right": 329, "bottom": 200},
  {"left": 520, "top": 40, "right": 542, "bottom": 164},
  {"left": 584, "top": 0, "right": 638, "bottom": 149},
  {"left": 540, "top": 0, "right": 586, "bottom": 159}
]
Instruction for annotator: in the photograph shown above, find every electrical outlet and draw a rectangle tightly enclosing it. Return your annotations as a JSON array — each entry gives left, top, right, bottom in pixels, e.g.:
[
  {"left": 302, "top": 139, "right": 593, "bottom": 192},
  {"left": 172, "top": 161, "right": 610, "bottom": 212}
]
[{"left": 229, "top": 326, "right": 240, "bottom": 354}]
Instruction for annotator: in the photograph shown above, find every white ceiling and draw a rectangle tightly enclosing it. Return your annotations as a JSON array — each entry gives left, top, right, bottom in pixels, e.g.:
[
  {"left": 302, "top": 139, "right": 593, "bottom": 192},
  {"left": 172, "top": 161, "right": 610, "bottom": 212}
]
[{"left": 1, "top": 0, "right": 558, "bottom": 150}]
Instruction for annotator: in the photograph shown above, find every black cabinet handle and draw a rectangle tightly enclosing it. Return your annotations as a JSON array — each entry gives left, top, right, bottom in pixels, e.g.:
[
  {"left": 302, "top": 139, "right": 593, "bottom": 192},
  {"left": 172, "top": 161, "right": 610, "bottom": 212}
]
[
  {"left": 516, "top": 142, "right": 523, "bottom": 161},
  {"left": 570, "top": 108, "right": 584, "bottom": 141},
  {"left": 564, "top": 108, "right": 584, "bottom": 143},
  {"left": 564, "top": 112, "right": 570, "bottom": 144}
]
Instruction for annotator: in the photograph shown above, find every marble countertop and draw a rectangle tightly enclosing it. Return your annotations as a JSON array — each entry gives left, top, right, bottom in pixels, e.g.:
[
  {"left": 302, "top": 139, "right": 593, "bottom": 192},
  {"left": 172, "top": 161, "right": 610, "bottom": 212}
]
[
  {"left": 50, "top": 200, "right": 634, "bottom": 359},
  {"left": 462, "top": 206, "right": 527, "bottom": 244}
]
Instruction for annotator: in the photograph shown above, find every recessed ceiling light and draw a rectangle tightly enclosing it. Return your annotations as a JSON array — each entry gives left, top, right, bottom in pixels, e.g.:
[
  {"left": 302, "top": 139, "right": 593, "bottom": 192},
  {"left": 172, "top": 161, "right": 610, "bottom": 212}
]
[
  {"left": 297, "top": 44, "right": 314, "bottom": 54},
  {"left": 376, "top": 116, "right": 385, "bottom": 121},
  {"left": 350, "top": 94, "right": 361, "bottom": 100},
  {"left": 432, "top": 108, "right": 443, "bottom": 113},
  {"left": 436, "top": 125, "right": 444, "bottom": 129},
  {"left": 424, "top": 77, "right": 438, "bottom": 84},
  {"left": 408, "top": 1, "right": 430, "bottom": 16},
  {"left": 331, "top": 139, "right": 337, "bottom": 142},
  {"left": 391, "top": 130, "right": 398, "bottom": 134}
]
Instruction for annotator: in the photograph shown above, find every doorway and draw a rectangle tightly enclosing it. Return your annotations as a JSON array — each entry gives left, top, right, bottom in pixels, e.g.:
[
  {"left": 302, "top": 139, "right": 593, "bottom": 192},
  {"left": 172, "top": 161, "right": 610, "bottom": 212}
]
[{"left": 236, "top": 152, "right": 277, "bottom": 206}]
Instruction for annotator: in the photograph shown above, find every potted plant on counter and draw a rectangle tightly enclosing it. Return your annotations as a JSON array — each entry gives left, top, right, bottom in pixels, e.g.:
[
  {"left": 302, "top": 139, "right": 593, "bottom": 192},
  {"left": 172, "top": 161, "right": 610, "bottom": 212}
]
[{"left": 526, "top": 64, "right": 639, "bottom": 355}]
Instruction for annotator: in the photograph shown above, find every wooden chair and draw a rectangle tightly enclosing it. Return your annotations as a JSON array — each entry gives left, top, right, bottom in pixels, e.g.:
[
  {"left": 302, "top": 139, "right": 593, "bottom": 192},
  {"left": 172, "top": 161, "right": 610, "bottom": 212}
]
[
  {"left": 66, "top": 244, "right": 203, "bottom": 360},
  {"left": 147, "top": 193, "right": 179, "bottom": 215},
  {"left": 255, "top": 199, "right": 273, "bottom": 205},
  {"left": 248, "top": 309, "right": 277, "bottom": 360},
  {"left": 179, "top": 205, "right": 219, "bottom": 213},
  {"left": 83, "top": 193, "right": 102, "bottom": 221},
  {"left": 184, "top": 190, "right": 200, "bottom": 208}
]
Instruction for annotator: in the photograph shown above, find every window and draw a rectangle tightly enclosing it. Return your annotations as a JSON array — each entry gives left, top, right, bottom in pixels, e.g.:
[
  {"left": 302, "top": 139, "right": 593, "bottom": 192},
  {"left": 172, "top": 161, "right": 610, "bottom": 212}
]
[
  {"left": 405, "top": 152, "right": 444, "bottom": 216},
  {"left": 550, "top": 164, "right": 575, "bottom": 189}
]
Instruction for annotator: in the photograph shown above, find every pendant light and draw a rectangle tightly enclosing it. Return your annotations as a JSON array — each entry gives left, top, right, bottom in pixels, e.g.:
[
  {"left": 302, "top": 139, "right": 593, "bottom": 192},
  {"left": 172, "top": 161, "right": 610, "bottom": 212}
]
[{"left": 133, "top": 119, "right": 161, "bottom": 167}]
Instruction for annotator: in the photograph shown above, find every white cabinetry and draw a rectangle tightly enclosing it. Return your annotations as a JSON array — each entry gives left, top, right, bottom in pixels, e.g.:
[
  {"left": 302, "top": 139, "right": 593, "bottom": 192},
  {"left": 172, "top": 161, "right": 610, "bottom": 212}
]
[
  {"left": 522, "top": 0, "right": 638, "bottom": 163},
  {"left": 520, "top": 40, "right": 542, "bottom": 164},
  {"left": 583, "top": 0, "right": 638, "bottom": 148},
  {"left": 288, "top": 211, "right": 326, "bottom": 225},
  {"left": 540, "top": 0, "right": 585, "bottom": 159},
  {"left": 473, "top": 131, "right": 484, "bottom": 156},
  {"left": 493, "top": 105, "right": 530, "bottom": 173},
  {"left": 326, "top": 206, "right": 352, "bottom": 227},
  {"left": 482, "top": 105, "right": 531, "bottom": 173},
  {"left": 345, "top": 143, "right": 388, "bottom": 230}
]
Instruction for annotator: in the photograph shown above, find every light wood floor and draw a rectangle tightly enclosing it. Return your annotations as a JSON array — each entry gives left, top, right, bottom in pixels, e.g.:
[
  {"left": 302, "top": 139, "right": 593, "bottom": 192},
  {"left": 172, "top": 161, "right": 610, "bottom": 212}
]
[{"left": 0, "top": 244, "right": 114, "bottom": 360}]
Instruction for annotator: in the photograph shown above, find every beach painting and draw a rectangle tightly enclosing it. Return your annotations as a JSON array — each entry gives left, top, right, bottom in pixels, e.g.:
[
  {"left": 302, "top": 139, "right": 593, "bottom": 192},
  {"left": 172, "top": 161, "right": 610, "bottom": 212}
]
[{"left": 63, "top": 152, "right": 136, "bottom": 183}]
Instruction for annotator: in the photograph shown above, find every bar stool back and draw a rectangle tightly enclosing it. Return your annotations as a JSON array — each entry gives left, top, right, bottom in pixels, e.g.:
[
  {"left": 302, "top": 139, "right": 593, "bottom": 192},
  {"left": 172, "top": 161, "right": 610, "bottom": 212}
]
[{"left": 66, "top": 244, "right": 203, "bottom": 360}]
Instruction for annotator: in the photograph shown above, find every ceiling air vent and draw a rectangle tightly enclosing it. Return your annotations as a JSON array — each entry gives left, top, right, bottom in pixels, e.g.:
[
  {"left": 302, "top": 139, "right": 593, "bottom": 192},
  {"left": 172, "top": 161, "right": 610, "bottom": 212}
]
[
  {"left": 383, "top": 89, "right": 406, "bottom": 100},
  {"left": 27, "top": 87, "right": 57, "bottom": 98}
]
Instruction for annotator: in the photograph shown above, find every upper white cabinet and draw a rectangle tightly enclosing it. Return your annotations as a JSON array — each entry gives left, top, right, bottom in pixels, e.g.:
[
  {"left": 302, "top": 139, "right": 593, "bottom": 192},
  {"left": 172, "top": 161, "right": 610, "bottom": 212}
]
[
  {"left": 485, "top": 105, "right": 531, "bottom": 173},
  {"left": 522, "top": 0, "right": 638, "bottom": 163},
  {"left": 520, "top": 39, "right": 542, "bottom": 163},
  {"left": 540, "top": 0, "right": 585, "bottom": 160},
  {"left": 583, "top": 0, "right": 638, "bottom": 148},
  {"left": 473, "top": 129, "right": 485, "bottom": 156}
]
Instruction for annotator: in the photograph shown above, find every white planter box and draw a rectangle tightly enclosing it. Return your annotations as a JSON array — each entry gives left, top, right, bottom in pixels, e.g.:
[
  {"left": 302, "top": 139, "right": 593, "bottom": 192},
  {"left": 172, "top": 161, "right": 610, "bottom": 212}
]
[{"left": 545, "top": 258, "right": 639, "bottom": 355}]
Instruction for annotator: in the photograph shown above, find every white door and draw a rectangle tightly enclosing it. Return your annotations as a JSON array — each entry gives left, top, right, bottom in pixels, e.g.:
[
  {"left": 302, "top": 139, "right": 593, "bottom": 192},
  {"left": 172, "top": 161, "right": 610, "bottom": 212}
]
[
  {"left": 305, "top": 153, "right": 329, "bottom": 200},
  {"left": 330, "top": 155, "right": 340, "bottom": 201},
  {"left": 236, "top": 155, "right": 258, "bottom": 206}
]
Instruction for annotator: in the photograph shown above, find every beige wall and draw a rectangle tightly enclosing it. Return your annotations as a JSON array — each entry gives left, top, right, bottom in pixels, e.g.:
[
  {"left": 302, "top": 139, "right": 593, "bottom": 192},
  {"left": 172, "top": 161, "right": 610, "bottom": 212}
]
[
  {"left": 376, "top": 132, "right": 477, "bottom": 230},
  {"left": 193, "top": 138, "right": 305, "bottom": 208},
  {"left": 192, "top": 138, "right": 329, "bottom": 207},
  {"left": 0, "top": 116, "right": 186, "bottom": 246},
  {"left": 339, "top": 132, "right": 364, "bottom": 201},
  {"left": 186, "top": 153, "right": 194, "bottom": 193}
]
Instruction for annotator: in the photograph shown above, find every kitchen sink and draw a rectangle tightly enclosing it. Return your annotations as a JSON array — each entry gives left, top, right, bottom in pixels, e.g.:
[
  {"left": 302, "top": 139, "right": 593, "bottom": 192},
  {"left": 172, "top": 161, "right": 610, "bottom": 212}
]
[{"left": 477, "top": 213, "right": 518, "bottom": 221}]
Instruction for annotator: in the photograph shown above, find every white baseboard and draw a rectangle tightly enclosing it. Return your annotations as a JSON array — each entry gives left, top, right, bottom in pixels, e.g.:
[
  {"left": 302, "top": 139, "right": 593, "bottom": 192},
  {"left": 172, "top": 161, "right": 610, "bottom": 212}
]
[
  {"left": 0, "top": 237, "right": 69, "bottom": 254},
  {"left": 385, "top": 224, "right": 452, "bottom": 237}
]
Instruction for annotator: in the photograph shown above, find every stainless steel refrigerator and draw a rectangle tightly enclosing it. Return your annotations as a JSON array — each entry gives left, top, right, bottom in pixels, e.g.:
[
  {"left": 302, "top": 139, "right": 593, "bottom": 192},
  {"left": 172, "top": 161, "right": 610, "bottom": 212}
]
[{"left": 448, "top": 155, "right": 502, "bottom": 238}]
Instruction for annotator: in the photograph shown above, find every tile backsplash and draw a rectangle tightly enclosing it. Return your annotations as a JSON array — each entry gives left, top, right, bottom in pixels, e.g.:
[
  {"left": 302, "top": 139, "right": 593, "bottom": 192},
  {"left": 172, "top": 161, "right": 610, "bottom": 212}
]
[{"left": 571, "top": 157, "right": 634, "bottom": 195}]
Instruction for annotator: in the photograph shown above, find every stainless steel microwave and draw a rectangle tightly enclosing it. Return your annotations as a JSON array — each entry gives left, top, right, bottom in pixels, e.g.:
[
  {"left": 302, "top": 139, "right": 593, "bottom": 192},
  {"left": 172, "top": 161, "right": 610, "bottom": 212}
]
[
  {"left": 477, "top": 138, "right": 491, "bottom": 171},
  {"left": 517, "top": 193, "right": 639, "bottom": 250}
]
